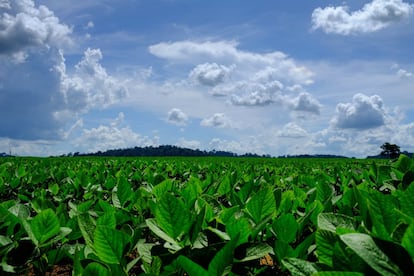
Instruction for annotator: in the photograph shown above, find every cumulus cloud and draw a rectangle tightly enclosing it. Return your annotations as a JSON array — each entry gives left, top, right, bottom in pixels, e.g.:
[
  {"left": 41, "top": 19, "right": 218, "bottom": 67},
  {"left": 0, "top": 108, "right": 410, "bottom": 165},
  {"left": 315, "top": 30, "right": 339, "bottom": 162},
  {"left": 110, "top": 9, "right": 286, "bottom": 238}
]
[
  {"left": 57, "top": 48, "right": 128, "bottom": 112},
  {"left": 149, "top": 40, "right": 313, "bottom": 85},
  {"left": 332, "top": 93, "right": 386, "bottom": 129},
  {"left": 201, "top": 113, "right": 232, "bottom": 128},
  {"left": 278, "top": 123, "right": 308, "bottom": 138},
  {"left": 209, "top": 137, "right": 264, "bottom": 155},
  {"left": 74, "top": 113, "right": 156, "bottom": 153},
  {"left": 149, "top": 40, "right": 315, "bottom": 111},
  {"left": 312, "top": 0, "right": 414, "bottom": 35},
  {"left": 167, "top": 108, "right": 188, "bottom": 126},
  {"left": 189, "top": 63, "right": 233, "bottom": 86},
  {"left": 230, "top": 81, "right": 284, "bottom": 106},
  {"left": 286, "top": 92, "right": 322, "bottom": 114},
  {"left": 175, "top": 138, "right": 201, "bottom": 149},
  {"left": 0, "top": 0, "right": 72, "bottom": 58},
  {"left": 391, "top": 63, "right": 413, "bottom": 78}
]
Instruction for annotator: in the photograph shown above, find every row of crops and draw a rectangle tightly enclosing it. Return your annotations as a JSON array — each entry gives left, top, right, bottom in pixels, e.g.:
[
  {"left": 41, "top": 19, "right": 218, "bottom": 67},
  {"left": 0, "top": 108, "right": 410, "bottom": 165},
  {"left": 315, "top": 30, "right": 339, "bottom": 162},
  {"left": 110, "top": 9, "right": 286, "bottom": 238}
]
[{"left": 1, "top": 156, "right": 414, "bottom": 275}]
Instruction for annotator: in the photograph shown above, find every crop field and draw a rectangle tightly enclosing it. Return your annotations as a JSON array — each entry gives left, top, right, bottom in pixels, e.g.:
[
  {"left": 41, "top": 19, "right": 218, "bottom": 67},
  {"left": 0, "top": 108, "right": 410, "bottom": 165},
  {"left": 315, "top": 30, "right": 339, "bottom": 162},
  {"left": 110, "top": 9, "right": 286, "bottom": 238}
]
[{"left": 1, "top": 156, "right": 414, "bottom": 275}]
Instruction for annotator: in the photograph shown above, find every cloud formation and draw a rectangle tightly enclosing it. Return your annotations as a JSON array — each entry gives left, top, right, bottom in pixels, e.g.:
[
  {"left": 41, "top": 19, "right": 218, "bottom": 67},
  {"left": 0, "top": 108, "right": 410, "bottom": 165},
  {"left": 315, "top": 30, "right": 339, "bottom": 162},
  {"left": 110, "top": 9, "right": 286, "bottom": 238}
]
[
  {"left": 287, "top": 92, "right": 322, "bottom": 114},
  {"left": 312, "top": 0, "right": 414, "bottom": 35},
  {"left": 149, "top": 40, "right": 318, "bottom": 111},
  {"left": 189, "top": 63, "right": 233, "bottom": 86},
  {"left": 167, "top": 108, "right": 189, "bottom": 126},
  {"left": 230, "top": 81, "right": 284, "bottom": 106},
  {"left": 57, "top": 48, "right": 128, "bottom": 112},
  {"left": 0, "top": 0, "right": 72, "bottom": 59},
  {"left": 201, "top": 113, "right": 232, "bottom": 128},
  {"left": 278, "top": 123, "right": 308, "bottom": 138},
  {"left": 74, "top": 113, "right": 156, "bottom": 153},
  {"left": 332, "top": 93, "right": 385, "bottom": 129}
]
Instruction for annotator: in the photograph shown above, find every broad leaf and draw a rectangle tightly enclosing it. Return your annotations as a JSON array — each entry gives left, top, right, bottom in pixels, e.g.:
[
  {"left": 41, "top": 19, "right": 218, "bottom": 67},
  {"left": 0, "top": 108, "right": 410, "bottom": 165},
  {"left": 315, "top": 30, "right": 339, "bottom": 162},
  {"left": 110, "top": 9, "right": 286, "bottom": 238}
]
[
  {"left": 94, "top": 226, "right": 130, "bottom": 264},
  {"left": 273, "top": 213, "right": 298, "bottom": 243},
  {"left": 177, "top": 255, "right": 208, "bottom": 276},
  {"left": 30, "top": 209, "right": 60, "bottom": 245},
  {"left": 340, "top": 233, "right": 403, "bottom": 275},
  {"left": 83, "top": 262, "right": 111, "bottom": 276},
  {"left": 154, "top": 193, "right": 191, "bottom": 241},
  {"left": 401, "top": 222, "right": 414, "bottom": 261},
  {"left": 399, "top": 183, "right": 414, "bottom": 218},
  {"left": 246, "top": 187, "right": 276, "bottom": 224},
  {"left": 116, "top": 176, "right": 132, "bottom": 208},
  {"left": 316, "top": 230, "right": 337, "bottom": 267},
  {"left": 368, "top": 191, "right": 398, "bottom": 238},
  {"left": 208, "top": 234, "right": 239, "bottom": 275},
  {"left": 235, "top": 243, "right": 273, "bottom": 262},
  {"left": 282, "top": 257, "right": 319, "bottom": 276},
  {"left": 78, "top": 213, "right": 96, "bottom": 251},
  {"left": 317, "top": 213, "right": 356, "bottom": 233}
]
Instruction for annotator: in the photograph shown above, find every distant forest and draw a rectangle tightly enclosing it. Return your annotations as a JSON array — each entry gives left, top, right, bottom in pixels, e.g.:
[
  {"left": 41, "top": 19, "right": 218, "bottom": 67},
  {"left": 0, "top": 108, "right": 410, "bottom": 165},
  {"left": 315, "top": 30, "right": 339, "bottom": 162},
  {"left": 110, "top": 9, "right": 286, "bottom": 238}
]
[
  {"left": 63, "top": 145, "right": 348, "bottom": 159},
  {"left": 1, "top": 143, "right": 411, "bottom": 159}
]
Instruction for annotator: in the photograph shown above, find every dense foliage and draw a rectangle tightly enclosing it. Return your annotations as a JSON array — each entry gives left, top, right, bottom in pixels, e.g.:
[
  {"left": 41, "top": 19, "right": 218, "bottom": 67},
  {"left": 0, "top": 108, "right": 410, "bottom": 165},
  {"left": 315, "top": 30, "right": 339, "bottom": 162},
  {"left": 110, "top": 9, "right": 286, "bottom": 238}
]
[{"left": 1, "top": 156, "right": 414, "bottom": 275}]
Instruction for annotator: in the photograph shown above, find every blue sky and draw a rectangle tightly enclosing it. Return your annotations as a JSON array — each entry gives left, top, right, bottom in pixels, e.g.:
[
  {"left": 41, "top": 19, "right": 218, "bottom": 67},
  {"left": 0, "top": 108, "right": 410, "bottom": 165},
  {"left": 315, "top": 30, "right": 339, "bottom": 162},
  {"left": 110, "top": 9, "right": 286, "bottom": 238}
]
[{"left": 1, "top": 0, "right": 414, "bottom": 157}]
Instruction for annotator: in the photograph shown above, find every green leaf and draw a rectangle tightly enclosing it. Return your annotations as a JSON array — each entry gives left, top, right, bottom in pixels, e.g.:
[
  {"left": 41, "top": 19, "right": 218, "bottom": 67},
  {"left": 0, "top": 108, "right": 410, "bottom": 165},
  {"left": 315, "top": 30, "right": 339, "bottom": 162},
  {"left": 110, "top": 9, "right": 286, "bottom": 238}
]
[
  {"left": 273, "top": 213, "right": 298, "bottom": 243},
  {"left": 97, "top": 211, "right": 116, "bottom": 229},
  {"left": 246, "top": 186, "right": 276, "bottom": 224},
  {"left": 394, "top": 154, "right": 412, "bottom": 173},
  {"left": 316, "top": 229, "right": 337, "bottom": 267},
  {"left": 190, "top": 205, "right": 206, "bottom": 244},
  {"left": 177, "top": 255, "right": 208, "bottom": 276},
  {"left": 313, "top": 272, "right": 364, "bottom": 276},
  {"left": 317, "top": 213, "right": 356, "bottom": 233},
  {"left": 146, "top": 218, "right": 180, "bottom": 246},
  {"left": 282, "top": 257, "right": 319, "bottom": 276},
  {"left": 116, "top": 176, "right": 133, "bottom": 208},
  {"left": 30, "top": 209, "right": 60, "bottom": 245},
  {"left": 208, "top": 234, "right": 239, "bottom": 276},
  {"left": 78, "top": 213, "right": 96, "bottom": 251},
  {"left": 217, "top": 175, "right": 232, "bottom": 196},
  {"left": 399, "top": 183, "right": 414, "bottom": 218},
  {"left": 340, "top": 233, "right": 403, "bottom": 276},
  {"left": 235, "top": 243, "right": 273, "bottom": 262},
  {"left": 83, "top": 262, "right": 111, "bottom": 276},
  {"left": 152, "top": 179, "right": 173, "bottom": 200},
  {"left": 402, "top": 171, "right": 414, "bottom": 190},
  {"left": 154, "top": 193, "right": 191, "bottom": 241},
  {"left": 316, "top": 181, "right": 333, "bottom": 209},
  {"left": 402, "top": 222, "right": 414, "bottom": 261},
  {"left": 94, "top": 226, "right": 130, "bottom": 264},
  {"left": 368, "top": 191, "right": 398, "bottom": 239}
]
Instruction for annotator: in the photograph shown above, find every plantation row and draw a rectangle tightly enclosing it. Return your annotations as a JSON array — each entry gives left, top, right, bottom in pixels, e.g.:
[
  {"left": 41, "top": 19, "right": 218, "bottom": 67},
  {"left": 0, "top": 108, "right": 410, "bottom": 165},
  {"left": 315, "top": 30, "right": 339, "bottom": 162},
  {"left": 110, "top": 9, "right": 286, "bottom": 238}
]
[{"left": 1, "top": 156, "right": 414, "bottom": 275}]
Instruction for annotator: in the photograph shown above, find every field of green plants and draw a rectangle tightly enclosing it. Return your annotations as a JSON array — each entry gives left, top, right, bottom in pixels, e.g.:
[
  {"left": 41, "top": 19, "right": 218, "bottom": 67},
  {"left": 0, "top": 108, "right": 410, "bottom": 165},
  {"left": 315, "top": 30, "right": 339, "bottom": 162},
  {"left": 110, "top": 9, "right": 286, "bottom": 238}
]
[{"left": 1, "top": 155, "right": 414, "bottom": 275}]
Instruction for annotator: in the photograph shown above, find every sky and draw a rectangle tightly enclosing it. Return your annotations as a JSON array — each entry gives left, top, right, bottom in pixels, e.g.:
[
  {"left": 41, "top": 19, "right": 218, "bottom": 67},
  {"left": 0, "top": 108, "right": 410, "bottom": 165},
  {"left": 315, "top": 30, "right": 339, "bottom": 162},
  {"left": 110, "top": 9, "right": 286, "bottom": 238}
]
[{"left": 0, "top": 0, "right": 414, "bottom": 157}]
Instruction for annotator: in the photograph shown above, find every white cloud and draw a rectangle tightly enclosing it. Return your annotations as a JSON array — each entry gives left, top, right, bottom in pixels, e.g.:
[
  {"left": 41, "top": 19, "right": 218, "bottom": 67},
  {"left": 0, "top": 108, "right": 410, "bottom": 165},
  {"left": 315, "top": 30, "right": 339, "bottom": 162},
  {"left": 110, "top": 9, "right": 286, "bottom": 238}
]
[
  {"left": 175, "top": 138, "right": 201, "bottom": 149},
  {"left": 230, "top": 81, "right": 284, "bottom": 106},
  {"left": 278, "top": 123, "right": 308, "bottom": 138},
  {"left": 397, "top": 68, "right": 413, "bottom": 78},
  {"left": 287, "top": 92, "right": 322, "bottom": 114},
  {"left": 189, "top": 63, "right": 233, "bottom": 86},
  {"left": 149, "top": 40, "right": 313, "bottom": 85},
  {"left": 312, "top": 0, "right": 414, "bottom": 35},
  {"left": 167, "top": 108, "right": 189, "bottom": 126},
  {"left": 209, "top": 137, "right": 264, "bottom": 155},
  {"left": 57, "top": 48, "right": 128, "bottom": 112},
  {"left": 331, "top": 93, "right": 386, "bottom": 129},
  {"left": 85, "top": 20, "right": 94, "bottom": 29},
  {"left": 0, "top": 0, "right": 72, "bottom": 57},
  {"left": 74, "top": 113, "right": 156, "bottom": 153},
  {"left": 201, "top": 113, "right": 232, "bottom": 128}
]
